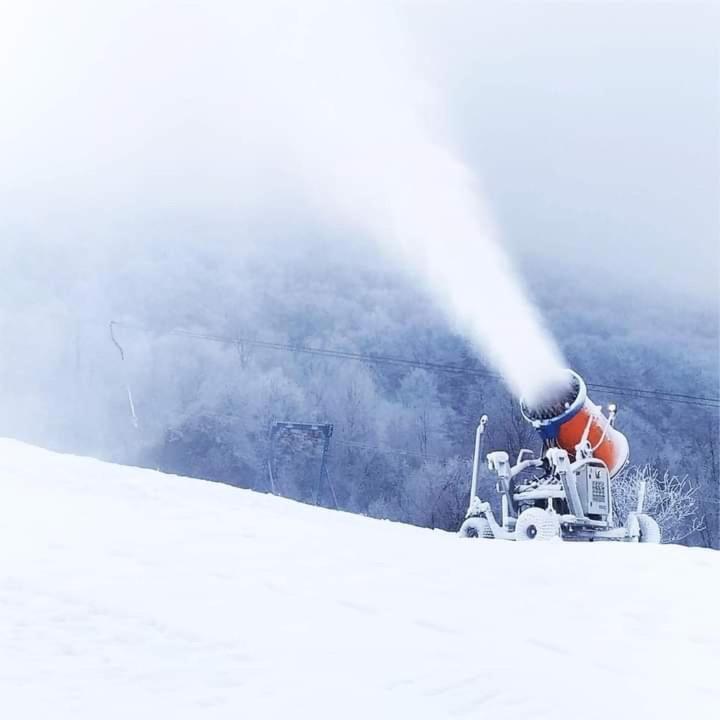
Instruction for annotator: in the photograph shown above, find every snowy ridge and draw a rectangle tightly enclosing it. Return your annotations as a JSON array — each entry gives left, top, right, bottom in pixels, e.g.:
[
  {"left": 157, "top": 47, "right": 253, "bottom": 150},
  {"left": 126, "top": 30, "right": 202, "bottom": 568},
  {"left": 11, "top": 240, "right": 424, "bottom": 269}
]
[{"left": 1, "top": 438, "right": 717, "bottom": 719}]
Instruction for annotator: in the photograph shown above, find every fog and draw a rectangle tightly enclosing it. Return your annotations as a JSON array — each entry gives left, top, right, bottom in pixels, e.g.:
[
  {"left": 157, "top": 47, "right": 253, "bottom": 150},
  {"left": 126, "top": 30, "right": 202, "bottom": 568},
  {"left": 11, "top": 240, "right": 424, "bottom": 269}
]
[
  {"left": 0, "top": 2, "right": 718, "bottom": 545},
  {"left": 2, "top": 1, "right": 717, "bottom": 290},
  {"left": 2, "top": 0, "right": 573, "bottom": 400},
  {"left": 414, "top": 1, "right": 719, "bottom": 298}
]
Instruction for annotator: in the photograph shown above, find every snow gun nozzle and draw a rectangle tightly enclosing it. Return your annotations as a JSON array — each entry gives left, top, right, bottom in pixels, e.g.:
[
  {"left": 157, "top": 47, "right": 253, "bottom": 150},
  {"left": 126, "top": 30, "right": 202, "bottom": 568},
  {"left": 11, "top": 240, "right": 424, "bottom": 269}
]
[{"left": 520, "top": 369, "right": 584, "bottom": 425}]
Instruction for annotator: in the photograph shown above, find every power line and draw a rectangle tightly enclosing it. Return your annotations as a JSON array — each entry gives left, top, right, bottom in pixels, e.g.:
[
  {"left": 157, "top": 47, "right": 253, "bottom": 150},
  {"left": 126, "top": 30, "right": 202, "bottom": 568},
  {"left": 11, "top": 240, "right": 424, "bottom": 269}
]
[
  {"left": 585, "top": 381, "right": 719, "bottom": 404},
  {"left": 112, "top": 321, "right": 720, "bottom": 409},
  {"left": 110, "top": 320, "right": 720, "bottom": 410},
  {"left": 582, "top": 386, "right": 719, "bottom": 410},
  {"left": 112, "top": 321, "right": 499, "bottom": 377}
]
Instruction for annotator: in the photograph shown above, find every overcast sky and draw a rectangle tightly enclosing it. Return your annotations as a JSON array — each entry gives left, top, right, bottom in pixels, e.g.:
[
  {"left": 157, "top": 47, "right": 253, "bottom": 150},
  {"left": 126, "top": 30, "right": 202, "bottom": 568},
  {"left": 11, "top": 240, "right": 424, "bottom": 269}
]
[
  {"left": 414, "top": 2, "right": 719, "bottom": 300},
  {"left": 1, "top": 1, "right": 718, "bottom": 305}
]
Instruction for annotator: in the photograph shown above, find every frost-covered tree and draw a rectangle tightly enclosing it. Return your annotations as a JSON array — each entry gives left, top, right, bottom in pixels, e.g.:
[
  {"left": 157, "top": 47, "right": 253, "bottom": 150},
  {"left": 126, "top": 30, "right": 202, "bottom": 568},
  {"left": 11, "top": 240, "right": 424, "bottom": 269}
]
[
  {"left": 2, "top": 226, "right": 717, "bottom": 545},
  {"left": 612, "top": 465, "right": 705, "bottom": 544}
]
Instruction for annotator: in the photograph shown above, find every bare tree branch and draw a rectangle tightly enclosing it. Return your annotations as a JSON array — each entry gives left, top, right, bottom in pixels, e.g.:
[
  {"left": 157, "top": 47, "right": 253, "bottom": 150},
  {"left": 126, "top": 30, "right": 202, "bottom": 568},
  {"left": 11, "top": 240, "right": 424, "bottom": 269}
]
[{"left": 613, "top": 464, "right": 705, "bottom": 543}]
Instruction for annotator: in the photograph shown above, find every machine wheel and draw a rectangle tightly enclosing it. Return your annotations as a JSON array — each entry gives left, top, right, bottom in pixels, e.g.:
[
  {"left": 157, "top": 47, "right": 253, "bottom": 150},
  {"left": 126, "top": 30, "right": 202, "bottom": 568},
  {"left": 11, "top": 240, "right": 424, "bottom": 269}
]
[
  {"left": 636, "top": 513, "right": 661, "bottom": 544},
  {"left": 515, "top": 508, "right": 560, "bottom": 541},
  {"left": 458, "top": 516, "right": 494, "bottom": 539}
]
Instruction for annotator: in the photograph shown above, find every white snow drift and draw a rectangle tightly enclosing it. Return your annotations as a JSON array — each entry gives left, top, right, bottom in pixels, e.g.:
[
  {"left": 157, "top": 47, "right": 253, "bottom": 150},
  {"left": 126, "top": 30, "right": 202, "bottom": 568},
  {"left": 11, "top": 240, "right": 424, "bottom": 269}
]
[{"left": 0, "top": 438, "right": 717, "bottom": 719}]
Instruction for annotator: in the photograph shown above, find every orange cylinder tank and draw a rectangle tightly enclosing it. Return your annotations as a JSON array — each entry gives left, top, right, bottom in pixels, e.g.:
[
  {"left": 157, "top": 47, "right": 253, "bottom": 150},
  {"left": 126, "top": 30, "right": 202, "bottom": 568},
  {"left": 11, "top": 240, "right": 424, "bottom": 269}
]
[{"left": 520, "top": 370, "right": 629, "bottom": 478}]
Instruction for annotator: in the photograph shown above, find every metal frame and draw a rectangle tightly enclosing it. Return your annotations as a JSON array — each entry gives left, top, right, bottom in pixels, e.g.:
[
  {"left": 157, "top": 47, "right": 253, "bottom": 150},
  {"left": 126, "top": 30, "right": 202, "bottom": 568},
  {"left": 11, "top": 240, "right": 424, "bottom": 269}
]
[{"left": 267, "top": 421, "right": 337, "bottom": 508}]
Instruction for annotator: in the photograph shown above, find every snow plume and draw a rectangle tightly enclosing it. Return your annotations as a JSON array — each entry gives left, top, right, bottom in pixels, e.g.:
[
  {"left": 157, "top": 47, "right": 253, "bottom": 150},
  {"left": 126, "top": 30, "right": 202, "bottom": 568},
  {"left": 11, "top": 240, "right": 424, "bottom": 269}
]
[
  {"left": 0, "top": 1, "right": 566, "bottom": 401},
  {"left": 253, "top": 2, "right": 568, "bottom": 401}
]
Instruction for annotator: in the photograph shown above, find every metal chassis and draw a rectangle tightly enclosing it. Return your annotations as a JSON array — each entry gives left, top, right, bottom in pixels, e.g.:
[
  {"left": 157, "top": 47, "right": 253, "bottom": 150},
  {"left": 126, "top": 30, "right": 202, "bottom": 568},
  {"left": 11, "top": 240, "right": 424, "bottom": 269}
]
[{"left": 463, "top": 417, "right": 643, "bottom": 542}]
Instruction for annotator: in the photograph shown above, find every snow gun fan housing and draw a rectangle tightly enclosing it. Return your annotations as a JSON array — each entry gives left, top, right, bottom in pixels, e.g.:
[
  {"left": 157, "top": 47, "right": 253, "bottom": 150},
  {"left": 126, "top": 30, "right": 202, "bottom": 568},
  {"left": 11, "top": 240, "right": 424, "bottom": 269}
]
[{"left": 520, "top": 369, "right": 629, "bottom": 478}]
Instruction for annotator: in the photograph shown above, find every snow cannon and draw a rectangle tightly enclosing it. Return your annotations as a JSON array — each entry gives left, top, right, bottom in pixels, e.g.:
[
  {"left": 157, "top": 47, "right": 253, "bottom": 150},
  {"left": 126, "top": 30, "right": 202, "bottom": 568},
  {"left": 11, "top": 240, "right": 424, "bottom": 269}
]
[
  {"left": 458, "top": 370, "right": 660, "bottom": 542},
  {"left": 520, "top": 369, "right": 629, "bottom": 478}
]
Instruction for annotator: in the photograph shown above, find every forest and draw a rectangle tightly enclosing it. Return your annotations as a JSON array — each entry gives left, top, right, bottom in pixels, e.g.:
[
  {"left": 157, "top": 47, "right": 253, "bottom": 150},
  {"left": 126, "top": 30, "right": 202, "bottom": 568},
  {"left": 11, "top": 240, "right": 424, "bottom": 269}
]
[{"left": 2, "top": 227, "right": 717, "bottom": 547}]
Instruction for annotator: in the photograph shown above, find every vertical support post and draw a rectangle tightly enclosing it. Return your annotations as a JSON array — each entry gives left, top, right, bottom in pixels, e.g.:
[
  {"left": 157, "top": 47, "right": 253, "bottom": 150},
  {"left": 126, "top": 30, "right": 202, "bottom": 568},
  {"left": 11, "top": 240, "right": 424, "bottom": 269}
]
[
  {"left": 314, "top": 424, "right": 333, "bottom": 505},
  {"left": 325, "top": 464, "right": 339, "bottom": 510},
  {"left": 267, "top": 421, "right": 278, "bottom": 494},
  {"left": 636, "top": 478, "right": 647, "bottom": 514},
  {"left": 468, "top": 415, "right": 488, "bottom": 511},
  {"left": 501, "top": 494, "right": 509, "bottom": 530}
]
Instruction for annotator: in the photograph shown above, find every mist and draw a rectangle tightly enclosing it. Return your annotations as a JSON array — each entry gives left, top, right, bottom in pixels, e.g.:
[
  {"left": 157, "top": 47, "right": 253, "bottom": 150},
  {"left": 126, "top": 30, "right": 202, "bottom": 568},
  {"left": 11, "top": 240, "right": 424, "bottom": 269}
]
[
  {"left": 1, "top": 1, "right": 570, "bottom": 400},
  {"left": 245, "top": 3, "right": 568, "bottom": 400}
]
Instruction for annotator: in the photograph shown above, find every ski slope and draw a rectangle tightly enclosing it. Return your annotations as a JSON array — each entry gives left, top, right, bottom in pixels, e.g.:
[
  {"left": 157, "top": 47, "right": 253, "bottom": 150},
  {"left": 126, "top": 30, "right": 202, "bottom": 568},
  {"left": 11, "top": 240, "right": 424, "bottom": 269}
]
[{"left": 0, "top": 439, "right": 717, "bottom": 719}]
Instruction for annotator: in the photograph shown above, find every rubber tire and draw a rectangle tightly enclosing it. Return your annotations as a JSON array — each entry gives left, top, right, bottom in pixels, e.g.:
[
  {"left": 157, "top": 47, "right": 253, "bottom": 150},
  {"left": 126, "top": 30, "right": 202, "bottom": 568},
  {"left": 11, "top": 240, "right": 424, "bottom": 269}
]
[
  {"left": 458, "top": 516, "right": 494, "bottom": 539},
  {"left": 636, "top": 513, "right": 661, "bottom": 544},
  {"left": 515, "top": 508, "right": 560, "bottom": 541}
]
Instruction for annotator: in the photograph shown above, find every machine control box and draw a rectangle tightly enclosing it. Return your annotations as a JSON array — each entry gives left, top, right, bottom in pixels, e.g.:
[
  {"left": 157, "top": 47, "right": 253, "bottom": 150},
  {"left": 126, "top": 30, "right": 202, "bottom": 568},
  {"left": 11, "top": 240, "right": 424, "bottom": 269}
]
[{"left": 575, "top": 463, "right": 610, "bottom": 516}]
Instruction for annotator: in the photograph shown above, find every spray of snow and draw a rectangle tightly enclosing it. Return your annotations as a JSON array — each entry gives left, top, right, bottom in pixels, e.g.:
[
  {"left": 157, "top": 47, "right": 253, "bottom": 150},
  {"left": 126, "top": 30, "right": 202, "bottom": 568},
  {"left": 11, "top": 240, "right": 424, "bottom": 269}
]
[
  {"left": 255, "top": 3, "right": 568, "bottom": 401},
  {"left": 0, "top": 1, "right": 566, "bottom": 401}
]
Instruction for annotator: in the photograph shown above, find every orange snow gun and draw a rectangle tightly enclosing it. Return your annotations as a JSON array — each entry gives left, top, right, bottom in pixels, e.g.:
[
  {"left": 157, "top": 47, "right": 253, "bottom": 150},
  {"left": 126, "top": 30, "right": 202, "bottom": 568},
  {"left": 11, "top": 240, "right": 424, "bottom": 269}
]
[
  {"left": 520, "top": 369, "right": 629, "bottom": 478},
  {"left": 458, "top": 369, "right": 658, "bottom": 542}
]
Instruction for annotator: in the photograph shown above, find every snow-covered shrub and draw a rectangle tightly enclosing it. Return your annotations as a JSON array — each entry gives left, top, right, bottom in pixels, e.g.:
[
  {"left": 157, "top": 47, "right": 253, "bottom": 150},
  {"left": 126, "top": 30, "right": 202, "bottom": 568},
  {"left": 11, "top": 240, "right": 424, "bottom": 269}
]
[{"left": 612, "top": 464, "right": 705, "bottom": 543}]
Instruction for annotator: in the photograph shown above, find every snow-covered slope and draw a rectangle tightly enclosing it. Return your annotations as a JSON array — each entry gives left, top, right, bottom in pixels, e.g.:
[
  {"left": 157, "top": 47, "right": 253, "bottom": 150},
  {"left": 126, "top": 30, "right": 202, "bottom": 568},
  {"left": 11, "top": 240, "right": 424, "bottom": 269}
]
[{"left": 0, "top": 439, "right": 717, "bottom": 719}]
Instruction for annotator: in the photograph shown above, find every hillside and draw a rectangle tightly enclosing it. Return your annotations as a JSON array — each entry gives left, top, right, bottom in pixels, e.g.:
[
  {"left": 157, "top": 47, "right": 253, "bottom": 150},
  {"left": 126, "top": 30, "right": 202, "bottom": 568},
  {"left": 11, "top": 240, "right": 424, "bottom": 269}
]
[{"left": 0, "top": 438, "right": 717, "bottom": 719}]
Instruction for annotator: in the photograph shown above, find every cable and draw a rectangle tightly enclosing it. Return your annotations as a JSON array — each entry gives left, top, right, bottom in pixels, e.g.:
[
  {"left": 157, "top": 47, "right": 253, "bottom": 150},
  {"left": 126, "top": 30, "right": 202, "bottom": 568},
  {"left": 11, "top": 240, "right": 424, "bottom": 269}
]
[
  {"left": 109, "top": 321, "right": 139, "bottom": 428},
  {"left": 112, "top": 321, "right": 499, "bottom": 378},
  {"left": 584, "top": 386, "right": 719, "bottom": 410},
  {"left": 114, "top": 321, "right": 720, "bottom": 408},
  {"left": 585, "top": 381, "right": 718, "bottom": 404},
  {"left": 110, "top": 320, "right": 720, "bottom": 409}
]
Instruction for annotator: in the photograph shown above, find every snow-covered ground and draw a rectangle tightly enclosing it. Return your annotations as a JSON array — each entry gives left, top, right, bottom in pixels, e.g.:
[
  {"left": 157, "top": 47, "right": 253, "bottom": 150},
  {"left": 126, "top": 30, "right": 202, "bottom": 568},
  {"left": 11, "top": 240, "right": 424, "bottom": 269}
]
[{"left": 0, "top": 439, "right": 717, "bottom": 719}]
